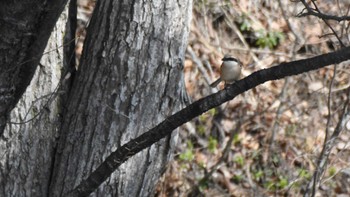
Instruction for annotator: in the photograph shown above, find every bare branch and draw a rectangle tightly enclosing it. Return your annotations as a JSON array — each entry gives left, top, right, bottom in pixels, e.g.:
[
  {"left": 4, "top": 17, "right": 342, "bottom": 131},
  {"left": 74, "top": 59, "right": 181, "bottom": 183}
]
[
  {"left": 308, "top": 64, "right": 337, "bottom": 196},
  {"left": 68, "top": 46, "right": 350, "bottom": 197},
  {"left": 298, "top": 0, "right": 350, "bottom": 22},
  {"left": 304, "top": 83, "right": 350, "bottom": 196},
  {"left": 298, "top": 0, "right": 346, "bottom": 47}
]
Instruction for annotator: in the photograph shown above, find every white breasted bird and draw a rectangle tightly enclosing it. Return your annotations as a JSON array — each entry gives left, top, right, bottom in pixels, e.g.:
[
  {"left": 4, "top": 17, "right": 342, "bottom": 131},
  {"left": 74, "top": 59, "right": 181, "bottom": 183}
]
[{"left": 210, "top": 54, "right": 242, "bottom": 87}]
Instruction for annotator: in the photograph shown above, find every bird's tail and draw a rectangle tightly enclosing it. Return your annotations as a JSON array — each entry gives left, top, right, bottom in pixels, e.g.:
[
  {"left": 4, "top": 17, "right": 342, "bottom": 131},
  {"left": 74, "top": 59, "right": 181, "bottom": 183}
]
[{"left": 210, "top": 77, "right": 222, "bottom": 87}]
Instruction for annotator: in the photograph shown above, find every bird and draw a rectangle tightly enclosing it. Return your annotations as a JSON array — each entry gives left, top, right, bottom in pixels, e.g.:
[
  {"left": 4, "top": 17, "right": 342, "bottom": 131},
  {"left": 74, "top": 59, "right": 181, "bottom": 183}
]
[{"left": 210, "top": 54, "right": 242, "bottom": 87}]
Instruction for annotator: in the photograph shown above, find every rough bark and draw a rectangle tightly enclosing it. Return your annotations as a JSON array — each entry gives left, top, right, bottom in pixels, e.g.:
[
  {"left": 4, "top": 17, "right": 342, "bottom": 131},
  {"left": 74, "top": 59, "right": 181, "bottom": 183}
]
[
  {"left": 49, "top": 0, "right": 192, "bottom": 196},
  {"left": 0, "top": 6, "right": 69, "bottom": 196},
  {"left": 0, "top": 0, "right": 68, "bottom": 135}
]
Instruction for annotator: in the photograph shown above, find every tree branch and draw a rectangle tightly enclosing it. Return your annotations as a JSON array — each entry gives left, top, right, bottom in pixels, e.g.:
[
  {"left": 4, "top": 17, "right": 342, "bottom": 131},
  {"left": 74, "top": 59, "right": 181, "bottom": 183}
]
[
  {"left": 68, "top": 46, "right": 350, "bottom": 197},
  {"left": 298, "top": 0, "right": 350, "bottom": 22},
  {"left": 304, "top": 84, "right": 350, "bottom": 196}
]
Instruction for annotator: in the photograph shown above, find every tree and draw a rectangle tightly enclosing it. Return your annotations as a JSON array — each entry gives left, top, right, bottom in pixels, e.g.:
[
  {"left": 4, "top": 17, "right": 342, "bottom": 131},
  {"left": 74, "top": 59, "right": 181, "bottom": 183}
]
[
  {"left": 0, "top": 1, "right": 69, "bottom": 196},
  {"left": 0, "top": 0, "right": 192, "bottom": 196}
]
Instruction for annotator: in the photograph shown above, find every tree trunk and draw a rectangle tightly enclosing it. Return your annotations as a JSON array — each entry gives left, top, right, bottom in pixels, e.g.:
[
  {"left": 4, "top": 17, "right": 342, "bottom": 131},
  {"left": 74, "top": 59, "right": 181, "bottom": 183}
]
[
  {"left": 49, "top": 0, "right": 192, "bottom": 196},
  {"left": 0, "top": 5, "right": 69, "bottom": 196},
  {"left": 0, "top": 0, "right": 68, "bottom": 135},
  {"left": 1, "top": 0, "right": 191, "bottom": 196}
]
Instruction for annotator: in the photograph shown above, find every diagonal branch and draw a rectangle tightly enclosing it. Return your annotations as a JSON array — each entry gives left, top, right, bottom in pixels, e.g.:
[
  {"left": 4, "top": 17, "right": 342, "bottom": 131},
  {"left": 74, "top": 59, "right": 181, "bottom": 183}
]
[{"left": 68, "top": 46, "right": 350, "bottom": 197}]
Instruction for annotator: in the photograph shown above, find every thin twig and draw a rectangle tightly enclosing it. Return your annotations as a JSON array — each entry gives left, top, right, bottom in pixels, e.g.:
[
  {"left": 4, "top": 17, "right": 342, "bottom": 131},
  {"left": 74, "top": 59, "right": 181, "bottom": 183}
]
[
  {"left": 309, "top": 0, "right": 345, "bottom": 48},
  {"left": 267, "top": 77, "right": 290, "bottom": 159},
  {"left": 309, "top": 64, "right": 337, "bottom": 196},
  {"left": 298, "top": 0, "right": 350, "bottom": 22},
  {"left": 304, "top": 82, "right": 350, "bottom": 197}
]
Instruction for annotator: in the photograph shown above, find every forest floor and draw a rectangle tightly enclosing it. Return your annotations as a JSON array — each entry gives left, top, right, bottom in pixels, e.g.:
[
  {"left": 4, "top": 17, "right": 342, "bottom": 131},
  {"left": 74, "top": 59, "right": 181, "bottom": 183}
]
[{"left": 77, "top": 1, "right": 350, "bottom": 196}]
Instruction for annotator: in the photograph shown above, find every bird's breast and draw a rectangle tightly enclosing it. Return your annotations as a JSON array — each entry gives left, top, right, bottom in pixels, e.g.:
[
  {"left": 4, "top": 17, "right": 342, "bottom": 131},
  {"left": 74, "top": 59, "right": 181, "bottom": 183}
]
[{"left": 220, "top": 62, "right": 241, "bottom": 82}]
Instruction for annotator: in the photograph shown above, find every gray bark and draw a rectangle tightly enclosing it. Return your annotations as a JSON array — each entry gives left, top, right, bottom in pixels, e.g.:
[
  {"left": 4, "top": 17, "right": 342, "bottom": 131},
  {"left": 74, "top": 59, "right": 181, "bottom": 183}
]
[
  {"left": 0, "top": 7, "right": 68, "bottom": 196},
  {"left": 49, "top": 0, "right": 192, "bottom": 196},
  {"left": 0, "top": 0, "right": 68, "bottom": 135}
]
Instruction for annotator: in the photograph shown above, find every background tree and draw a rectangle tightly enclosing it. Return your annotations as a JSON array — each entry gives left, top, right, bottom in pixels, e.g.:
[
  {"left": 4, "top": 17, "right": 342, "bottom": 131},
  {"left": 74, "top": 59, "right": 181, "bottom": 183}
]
[{"left": 0, "top": 1, "right": 69, "bottom": 196}]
